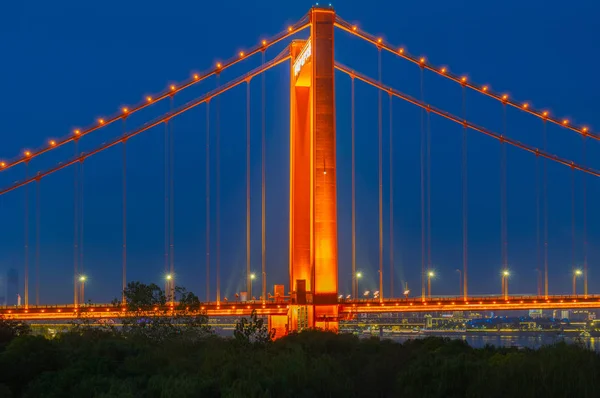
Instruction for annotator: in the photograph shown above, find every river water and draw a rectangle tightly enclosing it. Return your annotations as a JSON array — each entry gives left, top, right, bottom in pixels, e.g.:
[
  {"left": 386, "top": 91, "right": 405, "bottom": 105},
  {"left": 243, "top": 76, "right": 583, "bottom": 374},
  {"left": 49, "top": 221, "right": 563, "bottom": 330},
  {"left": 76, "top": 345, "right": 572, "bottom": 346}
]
[{"left": 386, "top": 333, "right": 600, "bottom": 351}]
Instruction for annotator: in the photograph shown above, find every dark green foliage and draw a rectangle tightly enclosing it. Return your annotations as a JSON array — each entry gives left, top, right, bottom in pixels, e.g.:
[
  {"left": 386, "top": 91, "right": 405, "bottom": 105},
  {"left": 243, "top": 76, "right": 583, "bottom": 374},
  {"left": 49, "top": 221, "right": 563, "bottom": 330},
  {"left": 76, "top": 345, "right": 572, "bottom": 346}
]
[
  {"left": 233, "top": 310, "right": 275, "bottom": 345},
  {"left": 0, "top": 329, "right": 600, "bottom": 397},
  {"left": 2, "top": 283, "right": 600, "bottom": 397},
  {"left": 0, "top": 316, "right": 30, "bottom": 349}
]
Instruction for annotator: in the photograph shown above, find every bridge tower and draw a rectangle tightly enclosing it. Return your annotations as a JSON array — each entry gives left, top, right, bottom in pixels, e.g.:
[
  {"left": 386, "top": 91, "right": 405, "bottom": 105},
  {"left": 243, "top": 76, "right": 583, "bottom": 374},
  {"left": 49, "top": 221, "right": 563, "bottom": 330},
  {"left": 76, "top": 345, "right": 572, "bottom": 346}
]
[{"left": 269, "top": 6, "right": 339, "bottom": 336}]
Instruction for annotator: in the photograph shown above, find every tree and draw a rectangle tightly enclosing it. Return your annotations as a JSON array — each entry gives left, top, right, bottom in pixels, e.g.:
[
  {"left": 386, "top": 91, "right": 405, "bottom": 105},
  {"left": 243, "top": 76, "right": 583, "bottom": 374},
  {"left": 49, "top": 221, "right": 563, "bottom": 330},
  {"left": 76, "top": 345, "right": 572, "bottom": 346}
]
[
  {"left": 233, "top": 310, "right": 275, "bottom": 345},
  {"left": 0, "top": 316, "right": 30, "bottom": 349},
  {"left": 118, "top": 282, "right": 212, "bottom": 341}
]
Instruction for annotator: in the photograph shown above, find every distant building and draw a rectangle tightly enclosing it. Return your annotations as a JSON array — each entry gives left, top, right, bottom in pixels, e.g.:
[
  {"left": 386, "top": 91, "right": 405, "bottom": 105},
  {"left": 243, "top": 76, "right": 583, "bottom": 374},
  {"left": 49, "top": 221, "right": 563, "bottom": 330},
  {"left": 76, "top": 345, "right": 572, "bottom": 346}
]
[
  {"left": 6, "top": 269, "right": 18, "bottom": 306},
  {"left": 571, "top": 310, "right": 594, "bottom": 321},
  {"left": 529, "top": 309, "right": 543, "bottom": 319},
  {"left": 560, "top": 310, "right": 570, "bottom": 320}
]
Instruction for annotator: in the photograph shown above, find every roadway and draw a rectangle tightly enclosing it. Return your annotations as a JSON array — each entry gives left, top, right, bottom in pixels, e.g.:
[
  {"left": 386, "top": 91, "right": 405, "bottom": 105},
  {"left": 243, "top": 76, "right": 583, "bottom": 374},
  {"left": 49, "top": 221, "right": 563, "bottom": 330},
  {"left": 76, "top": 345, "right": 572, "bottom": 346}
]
[{"left": 1, "top": 294, "right": 598, "bottom": 321}]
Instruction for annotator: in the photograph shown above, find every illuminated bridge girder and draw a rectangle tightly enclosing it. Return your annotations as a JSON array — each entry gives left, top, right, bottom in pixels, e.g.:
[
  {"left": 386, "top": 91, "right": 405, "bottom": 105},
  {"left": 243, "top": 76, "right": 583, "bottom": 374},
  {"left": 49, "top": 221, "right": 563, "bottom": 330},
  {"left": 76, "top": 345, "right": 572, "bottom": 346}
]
[{"left": 4, "top": 295, "right": 600, "bottom": 321}]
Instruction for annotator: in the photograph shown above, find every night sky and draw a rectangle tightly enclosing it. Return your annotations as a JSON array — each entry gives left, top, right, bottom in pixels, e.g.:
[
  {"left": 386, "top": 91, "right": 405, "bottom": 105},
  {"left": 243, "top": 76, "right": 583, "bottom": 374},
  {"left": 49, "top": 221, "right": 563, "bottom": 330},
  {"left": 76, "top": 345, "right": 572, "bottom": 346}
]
[{"left": 0, "top": 0, "right": 598, "bottom": 304}]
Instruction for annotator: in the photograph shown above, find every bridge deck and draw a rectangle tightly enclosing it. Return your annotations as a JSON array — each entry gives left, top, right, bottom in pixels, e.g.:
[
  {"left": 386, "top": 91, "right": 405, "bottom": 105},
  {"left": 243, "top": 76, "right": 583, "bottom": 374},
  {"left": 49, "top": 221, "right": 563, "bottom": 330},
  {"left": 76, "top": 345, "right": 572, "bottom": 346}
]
[{"left": 1, "top": 294, "right": 598, "bottom": 321}]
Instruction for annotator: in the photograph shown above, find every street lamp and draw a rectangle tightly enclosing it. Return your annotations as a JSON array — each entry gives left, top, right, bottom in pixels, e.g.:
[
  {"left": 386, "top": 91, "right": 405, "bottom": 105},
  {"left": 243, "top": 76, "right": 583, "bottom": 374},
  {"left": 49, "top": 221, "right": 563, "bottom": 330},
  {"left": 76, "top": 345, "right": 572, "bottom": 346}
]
[
  {"left": 165, "top": 274, "right": 173, "bottom": 304},
  {"left": 427, "top": 271, "right": 435, "bottom": 299},
  {"left": 573, "top": 269, "right": 582, "bottom": 296},
  {"left": 250, "top": 273, "right": 256, "bottom": 300},
  {"left": 79, "top": 275, "right": 86, "bottom": 305},
  {"left": 535, "top": 268, "right": 542, "bottom": 296},
  {"left": 356, "top": 272, "right": 362, "bottom": 299},
  {"left": 501, "top": 270, "right": 510, "bottom": 299}
]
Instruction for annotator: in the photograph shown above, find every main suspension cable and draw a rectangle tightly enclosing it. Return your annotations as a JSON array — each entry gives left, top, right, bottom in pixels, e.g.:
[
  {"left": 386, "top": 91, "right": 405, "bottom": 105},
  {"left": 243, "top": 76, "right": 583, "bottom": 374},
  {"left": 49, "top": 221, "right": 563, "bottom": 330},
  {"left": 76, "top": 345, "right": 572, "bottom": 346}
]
[
  {"left": 0, "top": 20, "right": 309, "bottom": 173},
  {"left": 335, "top": 17, "right": 596, "bottom": 142},
  {"left": 0, "top": 55, "right": 291, "bottom": 198},
  {"left": 334, "top": 64, "right": 600, "bottom": 178}
]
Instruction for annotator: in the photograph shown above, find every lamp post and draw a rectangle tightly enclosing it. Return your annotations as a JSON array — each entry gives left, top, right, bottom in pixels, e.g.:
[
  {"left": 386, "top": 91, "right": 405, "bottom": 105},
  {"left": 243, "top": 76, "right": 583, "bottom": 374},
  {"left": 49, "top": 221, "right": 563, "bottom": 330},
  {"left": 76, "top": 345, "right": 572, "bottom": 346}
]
[
  {"left": 573, "top": 269, "right": 582, "bottom": 296},
  {"left": 427, "top": 271, "right": 435, "bottom": 299},
  {"left": 378, "top": 269, "right": 383, "bottom": 302},
  {"left": 501, "top": 270, "right": 509, "bottom": 299},
  {"left": 455, "top": 269, "right": 462, "bottom": 297},
  {"left": 79, "top": 275, "right": 86, "bottom": 305},
  {"left": 165, "top": 274, "right": 173, "bottom": 304},
  {"left": 250, "top": 273, "right": 256, "bottom": 300},
  {"left": 356, "top": 272, "right": 362, "bottom": 299}
]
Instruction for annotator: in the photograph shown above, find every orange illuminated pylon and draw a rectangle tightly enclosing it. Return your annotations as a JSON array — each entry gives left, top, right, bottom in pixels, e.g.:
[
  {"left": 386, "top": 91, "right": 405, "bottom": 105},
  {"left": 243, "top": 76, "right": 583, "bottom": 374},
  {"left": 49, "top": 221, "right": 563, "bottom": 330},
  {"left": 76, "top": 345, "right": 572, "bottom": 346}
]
[{"left": 283, "top": 6, "right": 339, "bottom": 334}]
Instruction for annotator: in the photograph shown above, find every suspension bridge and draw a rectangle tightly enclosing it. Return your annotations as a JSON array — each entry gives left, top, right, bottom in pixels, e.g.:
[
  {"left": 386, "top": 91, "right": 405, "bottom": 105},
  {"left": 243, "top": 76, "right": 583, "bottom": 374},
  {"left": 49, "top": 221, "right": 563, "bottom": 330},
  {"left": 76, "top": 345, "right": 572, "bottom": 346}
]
[{"left": 0, "top": 6, "right": 597, "bottom": 336}]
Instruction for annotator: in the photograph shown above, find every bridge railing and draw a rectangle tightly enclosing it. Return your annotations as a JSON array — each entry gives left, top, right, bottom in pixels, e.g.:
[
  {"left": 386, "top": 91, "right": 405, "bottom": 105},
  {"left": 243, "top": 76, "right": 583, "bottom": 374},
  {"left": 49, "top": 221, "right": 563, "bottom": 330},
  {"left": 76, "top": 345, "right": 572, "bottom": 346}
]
[{"left": 338, "top": 294, "right": 600, "bottom": 304}]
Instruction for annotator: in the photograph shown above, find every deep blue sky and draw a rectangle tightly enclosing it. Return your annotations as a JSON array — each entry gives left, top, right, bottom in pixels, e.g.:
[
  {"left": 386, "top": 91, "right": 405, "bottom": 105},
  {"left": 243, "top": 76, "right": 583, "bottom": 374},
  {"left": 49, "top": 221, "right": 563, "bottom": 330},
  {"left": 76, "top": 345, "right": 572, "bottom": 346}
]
[{"left": 0, "top": 0, "right": 598, "bottom": 304}]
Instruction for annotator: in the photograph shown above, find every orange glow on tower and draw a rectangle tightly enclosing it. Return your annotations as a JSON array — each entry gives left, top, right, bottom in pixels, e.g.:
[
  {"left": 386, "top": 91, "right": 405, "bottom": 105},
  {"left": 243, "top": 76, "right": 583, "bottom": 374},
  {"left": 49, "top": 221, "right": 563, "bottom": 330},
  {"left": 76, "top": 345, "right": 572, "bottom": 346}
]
[{"left": 286, "top": 7, "right": 339, "bottom": 333}]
